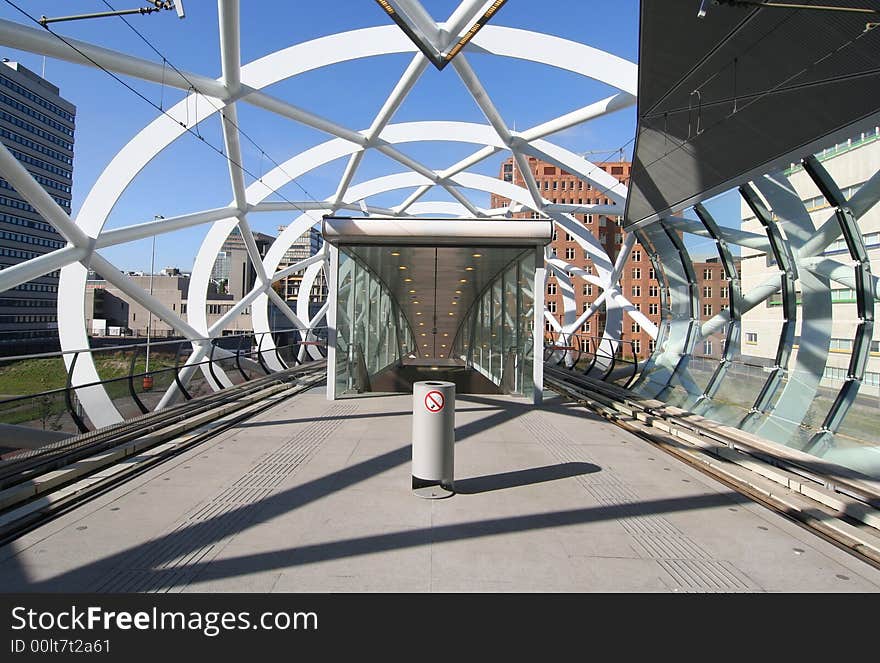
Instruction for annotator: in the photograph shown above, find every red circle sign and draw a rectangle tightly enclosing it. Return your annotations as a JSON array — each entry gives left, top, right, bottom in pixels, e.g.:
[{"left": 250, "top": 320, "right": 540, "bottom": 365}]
[{"left": 424, "top": 390, "right": 445, "bottom": 413}]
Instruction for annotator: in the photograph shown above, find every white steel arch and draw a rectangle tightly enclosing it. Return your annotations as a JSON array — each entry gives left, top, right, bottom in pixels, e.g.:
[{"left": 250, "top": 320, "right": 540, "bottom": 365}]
[{"left": 0, "top": 2, "right": 639, "bottom": 427}]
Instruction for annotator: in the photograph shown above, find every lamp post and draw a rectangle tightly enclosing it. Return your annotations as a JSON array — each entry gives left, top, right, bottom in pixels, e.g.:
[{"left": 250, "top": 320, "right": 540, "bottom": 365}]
[{"left": 144, "top": 215, "right": 163, "bottom": 388}]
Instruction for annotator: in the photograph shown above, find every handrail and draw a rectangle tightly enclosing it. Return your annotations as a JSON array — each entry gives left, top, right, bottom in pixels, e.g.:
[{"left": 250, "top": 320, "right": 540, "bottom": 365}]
[
  {"left": 0, "top": 327, "right": 328, "bottom": 434},
  {"left": 543, "top": 331, "right": 642, "bottom": 386}
]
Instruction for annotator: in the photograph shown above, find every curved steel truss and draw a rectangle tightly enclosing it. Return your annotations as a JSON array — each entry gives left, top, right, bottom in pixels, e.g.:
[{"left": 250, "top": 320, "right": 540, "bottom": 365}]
[
  {"left": 1, "top": 2, "right": 877, "bottom": 478},
  {"left": 0, "top": 1, "right": 645, "bottom": 428}
]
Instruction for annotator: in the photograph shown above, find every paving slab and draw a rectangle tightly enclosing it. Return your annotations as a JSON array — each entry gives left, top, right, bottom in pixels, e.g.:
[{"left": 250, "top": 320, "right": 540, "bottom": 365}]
[{"left": 0, "top": 388, "right": 878, "bottom": 592}]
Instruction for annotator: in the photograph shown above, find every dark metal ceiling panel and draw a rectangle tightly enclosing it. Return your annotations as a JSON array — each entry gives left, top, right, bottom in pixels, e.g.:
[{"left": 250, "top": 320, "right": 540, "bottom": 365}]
[{"left": 625, "top": 0, "right": 880, "bottom": 228}]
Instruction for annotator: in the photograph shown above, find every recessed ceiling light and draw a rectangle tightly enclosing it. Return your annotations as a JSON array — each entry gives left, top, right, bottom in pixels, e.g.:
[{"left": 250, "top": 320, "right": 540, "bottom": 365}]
[
  {"left": 465, "top": 266, "right": 474, "bottom": 271},
  {"left": 421, "top": 333, "right": 426, "bottom": 336},
  {"left": 398, "top": 265, "right": 407, "bottom": 270},
  {"left": 416, "top": 312, "right": 422, "bottom": 315},
  {"left": 472, "top": 253, "right": 482, "bottom": 258},
  {"left": 441, "top": 344, "right": 447, "bottom": 348},
  {"left": 419, "top": 322, "right": 425, "bottom": 326},
  {"left": 452, "top": 301, "right": 457, "bottom": 305},
  {"left": 409, "top": 289, "right": 416, "bottom": 294},
  {"left": 413, "top": 301, "right": 420, "bottom": 304},
  {"left": 391, "top": 251, "right": 400, "bottom": 256},
  {"left": 448, "top": 312, "right": 454, "bottom": 316},
  {"left": 455, "top": 290, "right": 462, "bottom": 294},
  {"left": 443, "top": 333, "right": 448, "bottom": 337},
  {"left": 404, "top": 278, "right": 412, "bottom": 282},
  {"left": 459, "top": 279, "right": 467, "bottom": 283},
  {"left": 423, "top": 344, "right": 428, "bottom": 347},
  {"left": 439, "top": 354, "right": 444, "bottom": 358}
]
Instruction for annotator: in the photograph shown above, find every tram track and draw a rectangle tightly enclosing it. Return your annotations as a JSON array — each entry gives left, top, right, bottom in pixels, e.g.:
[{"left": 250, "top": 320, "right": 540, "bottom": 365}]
[
  {"left": 0, "top": 361, "right": 325, "bottom": 546},
  {"left": 545, "top": 364, "right": 880, "bottom": 569}
]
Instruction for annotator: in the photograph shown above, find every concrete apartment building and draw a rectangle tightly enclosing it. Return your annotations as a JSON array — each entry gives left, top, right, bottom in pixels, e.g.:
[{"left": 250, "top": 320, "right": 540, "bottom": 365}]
[
  {"left": 0, "top": 59, "right": 75, "bottom": 354},
  {"left": 211, "top": 227, "right": 275, "bottom": 300},
  {"left": 85, "top": 270, "right": 245, "bottom": 338},
  {"left": 275, "top": 224, "right": 326, "bottom": 320},
  {"left": 740, "top": 127, "right": 880, "bottom": 397}
]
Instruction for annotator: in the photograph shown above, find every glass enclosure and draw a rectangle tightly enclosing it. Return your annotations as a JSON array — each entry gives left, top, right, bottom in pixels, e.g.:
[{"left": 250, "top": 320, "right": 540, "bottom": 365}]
[
  {"left": 335, "top": 249, "right": 415, "bottom": 396},
  {"left": 453, "top": 250, "right": 536, "bottom": 396}
]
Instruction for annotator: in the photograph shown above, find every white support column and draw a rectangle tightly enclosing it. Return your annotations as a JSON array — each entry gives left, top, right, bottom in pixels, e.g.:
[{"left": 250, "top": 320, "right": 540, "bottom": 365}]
[
  {"left": 326, "top": 244, "right": 339, "bottom": 400},
  {"left": 533, "top": 246, "right": 546, "bottom": 404},
  {"left": 0, "top": 244, "right": 88, "bottom": 293}
]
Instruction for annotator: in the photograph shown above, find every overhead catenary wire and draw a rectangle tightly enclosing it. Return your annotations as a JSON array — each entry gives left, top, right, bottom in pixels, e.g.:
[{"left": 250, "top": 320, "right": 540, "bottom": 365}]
[
  {"left": 3, "top": 0, "right": 327, "bottom": 230},
  {"left": 99, "top": 0, "right": 325, "bottom": 210}
]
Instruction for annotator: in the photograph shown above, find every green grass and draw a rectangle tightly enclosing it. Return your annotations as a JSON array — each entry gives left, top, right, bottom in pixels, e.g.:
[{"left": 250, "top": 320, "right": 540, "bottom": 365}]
[
  {"left": 0, "top": 352, "right": 179, "bottom": 428},
  {"left": 0, "top": 352, "right": 177, "bottom": 397}
]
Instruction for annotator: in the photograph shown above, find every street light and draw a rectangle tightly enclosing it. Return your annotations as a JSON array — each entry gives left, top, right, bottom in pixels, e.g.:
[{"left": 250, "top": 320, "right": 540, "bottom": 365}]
[{"left": 144, "top": 215, "right": 163, "bottom": 389}]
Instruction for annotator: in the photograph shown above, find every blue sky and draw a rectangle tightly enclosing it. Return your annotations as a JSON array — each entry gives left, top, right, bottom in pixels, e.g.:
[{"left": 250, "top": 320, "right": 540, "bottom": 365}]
[{"left": 0, "top": 1, "right": 734, "bottom": 269}]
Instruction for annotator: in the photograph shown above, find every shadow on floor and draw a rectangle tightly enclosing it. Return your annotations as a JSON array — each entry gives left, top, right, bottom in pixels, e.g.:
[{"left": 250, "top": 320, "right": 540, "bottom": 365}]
[
  {"left": 453, "top": 462, "right": 600, "bottom": 494},
  {"left": 6, "top": 387, "right": 731, "bottom": 592}
]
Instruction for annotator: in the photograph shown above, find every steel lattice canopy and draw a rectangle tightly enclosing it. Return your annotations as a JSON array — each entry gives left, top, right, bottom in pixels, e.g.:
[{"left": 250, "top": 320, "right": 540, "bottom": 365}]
[{"left": 624, "top": 0, "right": 880, "bottom": 228}]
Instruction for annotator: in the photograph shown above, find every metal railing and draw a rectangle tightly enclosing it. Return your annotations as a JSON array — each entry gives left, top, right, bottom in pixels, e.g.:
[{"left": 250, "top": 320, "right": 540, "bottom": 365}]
[
  {"left": 0, "top": 327, "right": 327, "bottom": 435},
  {"left": 543, "top": 330, "right": 642, "bottom": 389}
]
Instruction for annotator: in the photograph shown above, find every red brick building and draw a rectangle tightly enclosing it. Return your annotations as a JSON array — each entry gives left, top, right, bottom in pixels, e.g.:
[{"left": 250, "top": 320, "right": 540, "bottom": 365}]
[{"left": 491, "top": 156, "right": 735, "bottom": 361}]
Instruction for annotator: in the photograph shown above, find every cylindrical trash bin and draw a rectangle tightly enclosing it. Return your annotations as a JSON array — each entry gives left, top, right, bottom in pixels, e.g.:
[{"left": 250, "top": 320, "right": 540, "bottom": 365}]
[{"left": 412, "top": 380, "right": 455, "bottom": 499}]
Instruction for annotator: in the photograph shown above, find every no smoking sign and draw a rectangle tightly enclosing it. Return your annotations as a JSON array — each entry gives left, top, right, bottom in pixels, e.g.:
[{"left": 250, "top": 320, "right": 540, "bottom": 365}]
[{"left": 424, "top": 390, "right": 445, "bottom": 413}]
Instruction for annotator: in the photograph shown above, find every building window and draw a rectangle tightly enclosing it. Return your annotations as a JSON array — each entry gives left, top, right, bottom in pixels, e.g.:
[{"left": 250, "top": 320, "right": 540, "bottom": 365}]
[
  {"left": 547, "top": 300, "right": 557, "bottom": 313},
  {"left": 547, "top": 282, "right": 557, "bottom": 295},
  {"left": 581, "top": 320, "right": 591, "bottom": 332},
  {"left": 552, "top": 181, "right": 558, "bottom": 190},
  {"left": 649, "top": 339, "right": 656, "bottom": 352},
  {"left": 583, "top": 283, "right": 593, "bottom": 296},
  {"left": 703, "top": 286, "right": 712, "bottom": 298},
  {"left": 703, "top": 268, "right": 713, "bottom": 280},
  {"left": 633, "top": 339, "right": 641, "bottom": 354},
  {"left": 649, "top": 303, "right": 659, "bottom": 315},
  {"left": 582, "top": 301, "right": 589, "bottom": 313},
  {"left": 721, "top": 286, "right": 729, "bottom": 299},
  {"left": 649, "top": 268, "right": 656, "bottom": 280},
  {"left": 631, "top": 322, "right": 640, "bottom": 333},
  {"left": 631, "top": 285, "right": 641, "bottom": 297},
  {"left": 746, "top": 332, "right": 758, "bottom": 344},
  {"left": 632, "top": 249, "right": 641, "bottom": 262},
  {"left": 565, "top": 232, "right": 574, "bottom": 242},
  {"left": 649, "top": 285, "right": 659, "bottom": 297},
  {"left": 581, "top": 338, "right": 590, "bottom": 352},
  {"left": 703, "top": 303, "right": 713, "bottom": 316},
  {"left": 632, "top": 268, "right": 641, "bottom": 279},
  {"left": 703, "top": 340, "right": 713, "bottom": 355}
]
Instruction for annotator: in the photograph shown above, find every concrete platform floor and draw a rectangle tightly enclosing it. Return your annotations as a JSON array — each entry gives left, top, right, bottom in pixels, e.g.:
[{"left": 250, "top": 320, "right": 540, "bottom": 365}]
[{"left": 1, "top": 389, "right": 879, "bottom": 592}]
